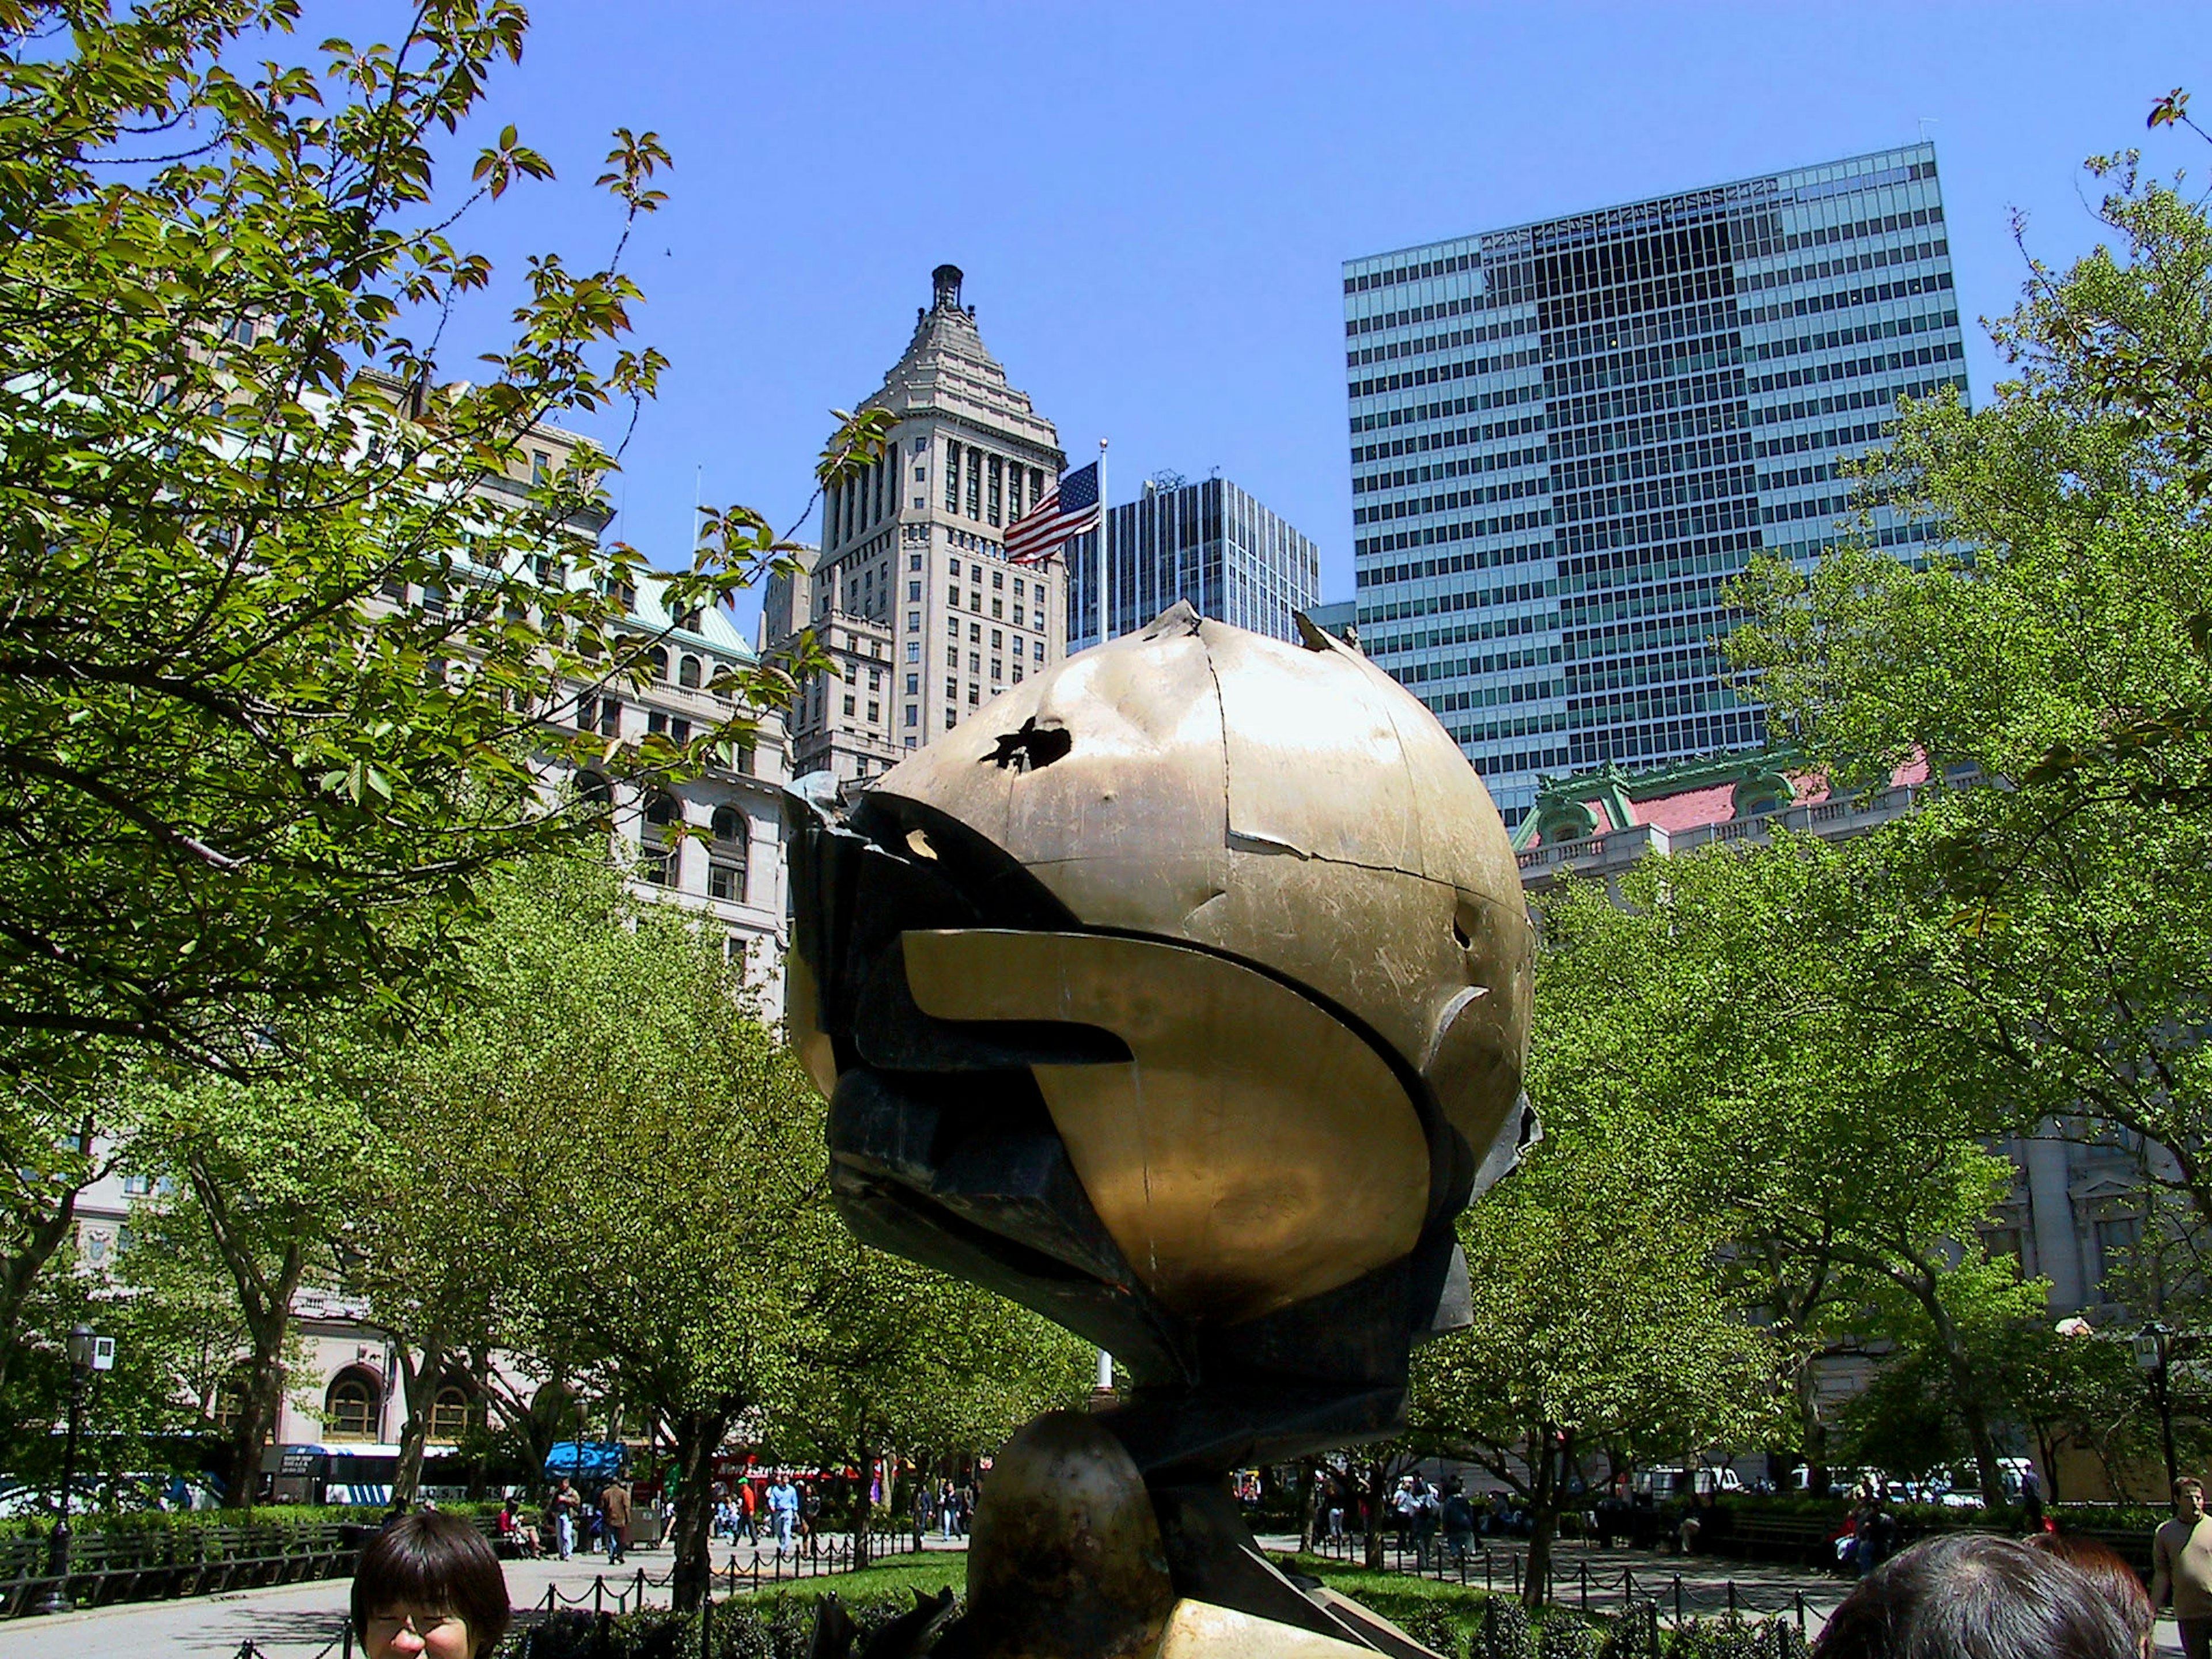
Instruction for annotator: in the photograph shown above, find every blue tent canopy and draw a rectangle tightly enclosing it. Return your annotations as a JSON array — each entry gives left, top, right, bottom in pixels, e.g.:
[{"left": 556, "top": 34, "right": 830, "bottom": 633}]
[{"left": 544, "top": 1442, "right": 628, "bottom": 1479}]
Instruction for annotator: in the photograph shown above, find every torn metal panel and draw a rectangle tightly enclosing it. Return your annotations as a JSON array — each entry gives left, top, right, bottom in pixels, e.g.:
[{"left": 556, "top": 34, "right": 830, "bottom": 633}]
[{"left": 903, "top": 927, "right": 1429, "bottom": 1325}]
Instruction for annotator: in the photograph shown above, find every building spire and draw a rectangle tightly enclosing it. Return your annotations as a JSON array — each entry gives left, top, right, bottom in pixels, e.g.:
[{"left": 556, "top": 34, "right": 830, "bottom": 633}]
[{"left": 931, "top": 263, "right": 964, "bottom": 314}]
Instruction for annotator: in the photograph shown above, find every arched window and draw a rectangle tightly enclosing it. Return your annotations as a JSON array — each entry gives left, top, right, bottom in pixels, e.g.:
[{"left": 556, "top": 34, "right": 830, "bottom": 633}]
[
  {"left": 427, "top": 1385, "right": 472, "bottom": 1444},
  {"left": 642, "top": 793, "right": 681, "bottom": 887},
  {"left": 211, "top": 1366, "right": 252, "bottom": 1434},
  {"left": 575, "top": 770, "right": 614, "bottom": 809},
  {"left": 324, "top": 1369, "right": 381, "bottom": 1442},
  {"left": 711, "top": 806, "right": 745, "bottom": 844},
  {"left": 648, "top": 646, "right": 669, "bottom": 681},
  {"left": 679, "top": 654, "right": 703, "bottom": 689}
]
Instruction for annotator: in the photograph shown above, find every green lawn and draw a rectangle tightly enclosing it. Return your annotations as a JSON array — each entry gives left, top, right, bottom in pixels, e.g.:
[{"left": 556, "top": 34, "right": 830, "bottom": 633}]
[{"left": 719, "top": 1552, "right": 967, "bottom": 1603}]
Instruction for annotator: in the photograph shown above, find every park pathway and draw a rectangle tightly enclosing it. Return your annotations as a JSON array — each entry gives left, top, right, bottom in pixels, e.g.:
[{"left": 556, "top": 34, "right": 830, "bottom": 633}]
[{"left": 0, "top": 1532, "right": 2187, "bottom": 1657}]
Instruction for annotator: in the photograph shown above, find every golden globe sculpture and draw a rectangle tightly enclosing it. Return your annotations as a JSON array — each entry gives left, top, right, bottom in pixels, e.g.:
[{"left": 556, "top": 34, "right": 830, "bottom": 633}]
[{"left": 786, "top": 604, "right": 1535, "bottom": 1659}]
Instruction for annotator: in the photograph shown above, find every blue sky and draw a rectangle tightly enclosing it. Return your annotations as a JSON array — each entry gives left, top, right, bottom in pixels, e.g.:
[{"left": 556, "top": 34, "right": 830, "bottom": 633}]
[{"left": 438, "top": 2, "right": 2207, "bottom": 638}]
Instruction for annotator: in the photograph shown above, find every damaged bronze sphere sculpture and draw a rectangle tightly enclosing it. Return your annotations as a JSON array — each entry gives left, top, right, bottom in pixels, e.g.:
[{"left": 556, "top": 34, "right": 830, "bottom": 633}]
[{"left": 786, "top": 603, "right": 1535, "bottom": 1659}]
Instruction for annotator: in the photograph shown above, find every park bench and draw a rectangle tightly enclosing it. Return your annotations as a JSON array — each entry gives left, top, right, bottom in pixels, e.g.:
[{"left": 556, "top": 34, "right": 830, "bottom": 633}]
[{"left": 1707, "top": 1513, "right": 1840, "bottom": 1570}]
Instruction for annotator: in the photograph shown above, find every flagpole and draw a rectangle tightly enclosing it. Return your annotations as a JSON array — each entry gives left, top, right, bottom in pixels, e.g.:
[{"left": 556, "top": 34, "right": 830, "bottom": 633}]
[{"left": 1097, "top": 436, "right": 1111, "bottom": 643}]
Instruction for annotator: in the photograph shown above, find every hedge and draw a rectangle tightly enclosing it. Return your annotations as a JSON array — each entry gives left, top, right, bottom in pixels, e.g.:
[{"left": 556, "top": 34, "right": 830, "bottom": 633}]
[
  {"left": 505, "top": 1583, "right": 1808, "bottom": 1659},
  {"left": 0, "top": 1500, "right": 503, "bottom": 1544}
]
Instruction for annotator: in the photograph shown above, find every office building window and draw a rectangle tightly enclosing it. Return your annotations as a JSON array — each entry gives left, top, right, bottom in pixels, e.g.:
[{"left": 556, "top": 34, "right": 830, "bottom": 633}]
[
  {"left": 965, "top": 449, "right": 982, "bottom": 518},
  {"left": 944, "top": 441, "right": 961, "bottom": 510},
  {"left": 987, "top": 454, "right": 1002, "bottom": 526},
  {"left": 905, "top": 704, "right": 918, "bottom": 728},
  {"left": 709, "top": 860, "right": 745, "bottom": 903}
]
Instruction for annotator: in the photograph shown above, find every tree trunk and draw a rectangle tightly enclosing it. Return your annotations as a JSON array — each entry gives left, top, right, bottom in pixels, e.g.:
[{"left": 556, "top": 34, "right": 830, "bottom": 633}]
[
  {"left": 1298, "top": 1457, "right": 1317, "bottom": 1552},
  {"left": 669, "top": 1407, "right": 730, "bottom": 1613},
  {"left": 1911, "top": 1266, "right": 2008, "bottom": 1507},
  {"left": 389, "top": 1333, "right": 448, "bottom": 1509},
  {"left": 222, "top": 1257, "right": 304, "bottom": 1512},
  {"left": 855, "top": 1426, "right": 877, "bottom": 1566},
  {"left": 190, "top": 1154, "right": 310, "bottom": 1514},
  {"left": 1362, "top": 1459, "right": 1388, "bottom": 1570},
  {"left": 1522, "top": 1426, "right": 1559, "bottom": 1610},
  {"left": 1796, "top": 1362, "right": 1830, "bottom": 1495}
]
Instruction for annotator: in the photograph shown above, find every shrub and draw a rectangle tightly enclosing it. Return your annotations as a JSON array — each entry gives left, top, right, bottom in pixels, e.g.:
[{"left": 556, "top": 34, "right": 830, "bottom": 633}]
[
  {"left": 510, "top": 1588, "right": 944, "bottom": 1659},
  {"left": 1472, "top": 1597, "right": 1536, "bottom": 1659},
  {"left": 1539, "top": 1615, "right": 1604, "bottom": 1659},
  {"left": 1598, "top": 1604, "right": 1658, "bottom": 1659}
]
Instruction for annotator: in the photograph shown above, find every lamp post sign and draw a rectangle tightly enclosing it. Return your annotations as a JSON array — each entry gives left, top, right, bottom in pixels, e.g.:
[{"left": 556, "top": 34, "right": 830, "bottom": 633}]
[
  {"left": 32, "top": 1324, "right": 103, "bottom": 1616},
  {"left": 2138, "top": 1321, "right": 2180, "bottom": 1495}
]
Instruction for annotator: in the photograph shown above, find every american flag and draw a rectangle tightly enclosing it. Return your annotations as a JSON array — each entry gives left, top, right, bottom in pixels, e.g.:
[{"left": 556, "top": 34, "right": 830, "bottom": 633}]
[{"left": 1005, "top": 460, "right": 1100, "bottom": 566}]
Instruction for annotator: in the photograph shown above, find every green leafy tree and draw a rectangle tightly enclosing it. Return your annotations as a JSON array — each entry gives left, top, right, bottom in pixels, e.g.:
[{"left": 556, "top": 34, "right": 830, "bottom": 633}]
[
  {"left": 0, "top": 1072, "right": 126, "bottom": 1403},
  {"left": 1533, "top": 843, "right": 2033, "bottom": 1499},
  {"left": 392, "top": 852, "right": 830, "bottom": 1611},
  {"left": 1408, "top": 1113, "right": 1779, "bottom": 1608},
  {"left": 771, "top": 1243, "right": 1090, "bottom": 1558},
  {"left": 0, "top": 0, "right": 874, "bottom": 1084},
  {"left": 131, "top": 1052, "right": 378, "bottom": 1506},
  {"left": 1726, "top": 140, "right": 2212, "bottom": 1244}
]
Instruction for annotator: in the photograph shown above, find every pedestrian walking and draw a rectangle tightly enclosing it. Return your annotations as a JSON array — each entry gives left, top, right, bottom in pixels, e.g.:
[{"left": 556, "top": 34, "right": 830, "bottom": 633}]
[
  {"left": 2154, "top": 1476, "right": 2212, "bottom": 1659},
  {"left": 767, "top": 1470, "right": 800, "bottom": 1557},
  {"left": 601, "top": 1477, "right": 634, "bottom": 1566},
  {"left": 1411, "top": 1478, "right": 1441, "bottom": 1567},
  {"left": 550, "top": 1477, "right": 581, "bottom": 1562},
  {"left": 1441, "top": 1479, "right": 1475, "bottom": 1567}
]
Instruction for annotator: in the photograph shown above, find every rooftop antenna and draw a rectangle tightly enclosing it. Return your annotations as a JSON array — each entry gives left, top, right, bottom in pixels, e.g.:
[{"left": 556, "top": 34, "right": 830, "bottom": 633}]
[{"left": 1917, "top": 116, "right": 1937, "bottom": 142}]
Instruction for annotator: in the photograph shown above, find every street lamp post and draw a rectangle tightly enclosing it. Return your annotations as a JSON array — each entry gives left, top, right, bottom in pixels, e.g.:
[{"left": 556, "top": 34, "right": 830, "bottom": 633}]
[
  {"left": 32, "top": 1325, "right": 99, "bottom": 1617},
  {"left": 2138, "top": 1320, "right": 2180, "bottom": 1495}
]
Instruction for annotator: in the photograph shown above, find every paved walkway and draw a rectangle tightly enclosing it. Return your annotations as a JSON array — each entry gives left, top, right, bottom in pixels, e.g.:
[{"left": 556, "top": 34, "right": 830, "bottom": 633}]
[
  {"left": 0, "top": 1532, "right": 2189, "bottom": 1657},
  {"left": 0, "top": 1535, "right": 965, "bottom": 1659}
]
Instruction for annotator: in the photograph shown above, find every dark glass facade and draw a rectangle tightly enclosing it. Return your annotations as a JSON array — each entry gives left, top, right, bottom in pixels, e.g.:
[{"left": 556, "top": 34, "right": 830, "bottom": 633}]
[
  {"left": 1067, "top": 475, "right": 1321, "bottom": 650},
  {"left": 1344, "top": 143, "right": 1969, "bottom": 825}
]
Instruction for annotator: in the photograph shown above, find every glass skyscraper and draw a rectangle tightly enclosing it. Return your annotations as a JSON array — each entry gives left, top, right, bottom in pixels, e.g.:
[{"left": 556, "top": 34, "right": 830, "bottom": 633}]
[
  {"left": 1067, "top": 474, "right": 1321, "bottom": 650},
  {"left": 1344, "top": 142, "right": 1969, "bottom": 827}
]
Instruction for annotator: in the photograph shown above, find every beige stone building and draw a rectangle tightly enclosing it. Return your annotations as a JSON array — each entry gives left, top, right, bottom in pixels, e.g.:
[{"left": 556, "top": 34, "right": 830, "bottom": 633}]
[{"left": 767, "top": 266, "right": 1068, "bottom": 786}]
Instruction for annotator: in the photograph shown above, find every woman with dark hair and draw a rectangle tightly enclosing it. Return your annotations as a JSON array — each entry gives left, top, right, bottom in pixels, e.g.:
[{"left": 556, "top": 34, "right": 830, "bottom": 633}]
[
  {"left": 2029, "top": 1533, "right": 2157, "bottom": 1658},
  {"left": 353, "top": 1511, "right": 512, "bottom": 1659},
  {"left": 1814, "top": 1533, "right": 2134, "bottom": 1659}
]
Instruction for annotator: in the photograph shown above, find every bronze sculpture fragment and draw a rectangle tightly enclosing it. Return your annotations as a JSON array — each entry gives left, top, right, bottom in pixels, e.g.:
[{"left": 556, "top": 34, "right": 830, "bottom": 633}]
[{"left": 786, "top": 603, "right": 1535, "bottom": 1659}]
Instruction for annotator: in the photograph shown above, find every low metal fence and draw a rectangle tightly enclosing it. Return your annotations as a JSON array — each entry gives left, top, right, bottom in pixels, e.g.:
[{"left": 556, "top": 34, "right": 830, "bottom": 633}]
[{"left": 1308, "top": 1531, "right": 1813, "bottom": 1634}]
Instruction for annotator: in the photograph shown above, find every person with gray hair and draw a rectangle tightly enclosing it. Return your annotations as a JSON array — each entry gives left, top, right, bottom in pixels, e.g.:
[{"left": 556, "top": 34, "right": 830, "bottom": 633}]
[{"left": 1813, "top": 1532, "right": 2135, "bottom": 1659}]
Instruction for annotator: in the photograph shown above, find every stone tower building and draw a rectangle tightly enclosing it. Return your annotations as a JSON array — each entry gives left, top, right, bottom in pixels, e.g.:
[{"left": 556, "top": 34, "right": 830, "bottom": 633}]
[{"left": 768, "top": 266, "right": 1069, "bottom": 785}]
